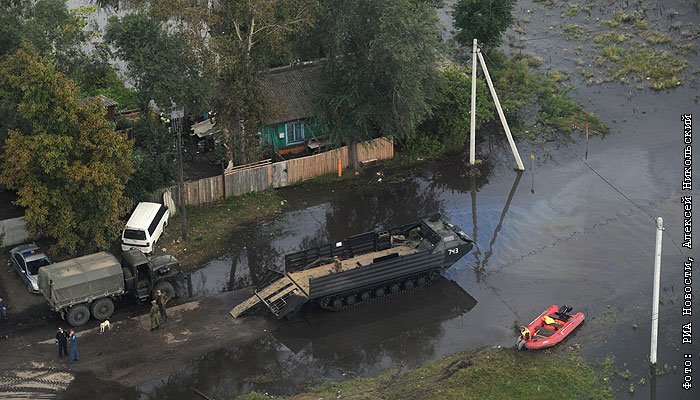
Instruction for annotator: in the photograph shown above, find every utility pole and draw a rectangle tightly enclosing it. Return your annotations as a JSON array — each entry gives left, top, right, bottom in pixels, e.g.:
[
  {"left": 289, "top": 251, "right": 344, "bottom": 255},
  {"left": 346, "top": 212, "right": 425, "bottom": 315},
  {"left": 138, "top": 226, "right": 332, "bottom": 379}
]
[
  {"left": 470, "top": 39, "right": 478, "bottom": 166},
  {"left": 650, "top": 217, "right": 663, "bottom": 365},
  {"left": 469, "top": 40, "right": 525, "bottom": 171},
  {"left": 172, "top": 108, "right": 188, "bottom": 241}
]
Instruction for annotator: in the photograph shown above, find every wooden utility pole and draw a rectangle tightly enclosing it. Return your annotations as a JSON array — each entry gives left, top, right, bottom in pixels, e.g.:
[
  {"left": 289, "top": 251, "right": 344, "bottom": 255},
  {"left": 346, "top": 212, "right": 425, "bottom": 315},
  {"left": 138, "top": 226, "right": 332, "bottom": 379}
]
[
  {"left": 172, "top": 108, "right": 188, "bottom": 241},
  {"left": 470, "top": 40, "right": 525, "bottom": 171}
]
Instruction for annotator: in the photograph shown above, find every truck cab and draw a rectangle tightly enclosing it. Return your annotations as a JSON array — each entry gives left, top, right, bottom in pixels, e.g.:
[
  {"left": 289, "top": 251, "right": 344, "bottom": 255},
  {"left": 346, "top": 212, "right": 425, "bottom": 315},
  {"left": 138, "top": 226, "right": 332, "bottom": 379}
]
[{"left": 121, "top": 249, "right": 180, "bottom": 301}]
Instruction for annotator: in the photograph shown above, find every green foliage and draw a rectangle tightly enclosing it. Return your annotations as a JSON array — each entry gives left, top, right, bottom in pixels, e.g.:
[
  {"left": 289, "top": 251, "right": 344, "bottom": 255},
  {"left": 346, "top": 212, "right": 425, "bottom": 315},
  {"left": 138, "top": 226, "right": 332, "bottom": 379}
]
[
  {"left": 105, "top": 12, "right": 211, "bottom": 113},
  {"left": 0, "top": 43, "right": 134, "bottom": 255},
  {"left": 537, "top": 79, "right": 608, "bottom": 134},
  {"left": 210, "top": 0, "right": 315, "bottom": 164},
  {"left": 0, "top": 0, "right": 110, "bottom": 143},
  {"left": 84, "top": 67, "right": 139, "bottom": 110},
  {"left": 316, "top": 0, "right": 441, "bottom": 154},
  {"left": 123, "top": 119, "right": 176, "bottom": 201},
  {"left": 454, "top": 0, "right": 517, "bottom": 48},
  {"left": 421, "top": 65, "right": 494, "bottom": 150},
  {"left": 596, "top": 46, "right": 687, "bottom": 90},
  {"left": 239, "top": 347, "right": 614, "bottom": 400}
]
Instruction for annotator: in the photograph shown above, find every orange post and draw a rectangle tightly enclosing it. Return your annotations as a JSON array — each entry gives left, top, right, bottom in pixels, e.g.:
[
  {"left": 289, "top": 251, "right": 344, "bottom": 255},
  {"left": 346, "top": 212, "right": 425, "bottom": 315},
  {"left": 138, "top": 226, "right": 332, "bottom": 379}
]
[{"left": 337, "top": 157, "right": 342, "bottom": 177}]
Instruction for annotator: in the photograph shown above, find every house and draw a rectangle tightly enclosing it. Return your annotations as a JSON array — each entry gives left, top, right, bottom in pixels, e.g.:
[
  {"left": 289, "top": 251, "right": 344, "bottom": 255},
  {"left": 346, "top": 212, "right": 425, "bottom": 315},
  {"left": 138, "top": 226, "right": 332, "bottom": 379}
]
[{"left": 260, "top": 62, "right": 323, "bottom": 155}]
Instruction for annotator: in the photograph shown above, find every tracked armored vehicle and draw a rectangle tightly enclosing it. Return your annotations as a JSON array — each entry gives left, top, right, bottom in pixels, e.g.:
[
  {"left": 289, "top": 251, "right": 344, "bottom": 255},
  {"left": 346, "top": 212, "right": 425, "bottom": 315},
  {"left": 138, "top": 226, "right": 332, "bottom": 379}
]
[{"left": 230, "top": 213, "right": 474, "bottom": 319}]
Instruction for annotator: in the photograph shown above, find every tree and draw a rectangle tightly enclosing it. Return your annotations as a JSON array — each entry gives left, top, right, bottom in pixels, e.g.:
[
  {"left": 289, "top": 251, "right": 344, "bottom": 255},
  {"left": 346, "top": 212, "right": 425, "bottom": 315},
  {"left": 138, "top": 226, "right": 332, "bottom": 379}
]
[
  {"left": 0, "top": 0, "right": 112, "bottom": 146},
  {"left": 0, "top": 43, "right": 134, "bottom": 255},
  {"left": 431, "top": 65, "right": 494, "bottom": 145},
  {"left": 453, "top": 0, "right": 517, "bottom": 48},
  {"left": 125, "top": 118, "right": 176, "bottom": 201},
  {"left": 211, "top": 0, "right": 316, "bottom": 164},
  {"left": 317, "top": 0, "right": 441, "bottom": 169},
  {"left": 105, "top": 12, "right": 211, "bottom": 113}
]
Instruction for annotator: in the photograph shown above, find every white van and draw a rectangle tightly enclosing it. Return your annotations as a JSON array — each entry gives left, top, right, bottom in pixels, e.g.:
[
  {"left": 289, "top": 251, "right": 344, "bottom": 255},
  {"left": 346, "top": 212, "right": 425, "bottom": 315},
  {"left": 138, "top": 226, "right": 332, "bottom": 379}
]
[{"left": 121, "top": 202, "right": 170, "bottom": 254}]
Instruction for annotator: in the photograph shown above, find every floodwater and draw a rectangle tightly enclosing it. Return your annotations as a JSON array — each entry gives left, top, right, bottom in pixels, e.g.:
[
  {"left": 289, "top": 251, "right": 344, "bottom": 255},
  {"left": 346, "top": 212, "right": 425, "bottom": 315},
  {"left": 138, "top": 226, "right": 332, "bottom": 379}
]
[{"left": 58, "top": 0, "right": 698, "bottom": 399}]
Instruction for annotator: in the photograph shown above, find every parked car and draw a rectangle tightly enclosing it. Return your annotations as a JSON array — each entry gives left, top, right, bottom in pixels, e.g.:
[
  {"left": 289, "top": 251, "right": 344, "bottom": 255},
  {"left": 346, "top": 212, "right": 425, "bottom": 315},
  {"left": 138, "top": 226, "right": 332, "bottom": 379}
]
[{"left": 10, "top": 244, "right": 52, "bottom": 293}]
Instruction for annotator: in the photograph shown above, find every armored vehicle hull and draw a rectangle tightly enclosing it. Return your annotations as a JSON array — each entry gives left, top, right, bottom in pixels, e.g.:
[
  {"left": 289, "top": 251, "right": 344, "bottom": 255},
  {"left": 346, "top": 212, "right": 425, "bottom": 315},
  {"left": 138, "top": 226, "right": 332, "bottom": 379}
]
[{"left": 230, "top": 213, "right": 474, "bottom": 319}]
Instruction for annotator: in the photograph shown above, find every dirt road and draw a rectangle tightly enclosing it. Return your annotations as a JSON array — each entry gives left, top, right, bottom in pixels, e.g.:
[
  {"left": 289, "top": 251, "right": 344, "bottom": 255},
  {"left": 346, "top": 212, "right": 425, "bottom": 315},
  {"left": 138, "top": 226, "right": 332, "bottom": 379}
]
[{"left": 0, "top": 251, "right": 278, "bottom": 398}]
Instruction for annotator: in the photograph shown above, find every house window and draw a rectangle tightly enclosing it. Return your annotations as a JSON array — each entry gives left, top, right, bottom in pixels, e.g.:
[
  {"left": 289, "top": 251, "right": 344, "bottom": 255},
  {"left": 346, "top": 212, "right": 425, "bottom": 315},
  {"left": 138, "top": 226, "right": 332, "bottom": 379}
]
[{"left": 285, "top": 120, "right": 305, "bottom": 145}]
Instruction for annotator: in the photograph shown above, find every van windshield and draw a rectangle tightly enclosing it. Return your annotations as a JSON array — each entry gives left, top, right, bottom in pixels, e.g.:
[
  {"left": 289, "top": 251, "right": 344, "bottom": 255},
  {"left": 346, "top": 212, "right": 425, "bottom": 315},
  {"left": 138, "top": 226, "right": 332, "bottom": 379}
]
[{"left": 124, "top": 229, "right": 147, "bottom": 241}]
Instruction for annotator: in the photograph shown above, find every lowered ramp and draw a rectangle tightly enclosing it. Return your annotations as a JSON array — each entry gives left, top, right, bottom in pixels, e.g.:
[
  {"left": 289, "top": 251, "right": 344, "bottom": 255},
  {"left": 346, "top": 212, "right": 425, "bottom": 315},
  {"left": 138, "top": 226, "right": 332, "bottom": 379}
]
[
  {"left": 229, "top": 294, "right": 263, "bottom": 319},
  {"left": 230, "top": 274, "right": 309, "bottom": 319}
]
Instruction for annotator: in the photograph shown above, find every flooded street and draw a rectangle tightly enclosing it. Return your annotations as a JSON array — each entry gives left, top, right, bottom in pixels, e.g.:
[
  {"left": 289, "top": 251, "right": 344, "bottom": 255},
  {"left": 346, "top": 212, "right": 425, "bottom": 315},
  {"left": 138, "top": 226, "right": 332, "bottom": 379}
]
[
  {"left": 92, "top": 76, "right": 694, "bottom": 399},
  {"left": 47, "top": 0, "right": 698, "bottom": 399}
]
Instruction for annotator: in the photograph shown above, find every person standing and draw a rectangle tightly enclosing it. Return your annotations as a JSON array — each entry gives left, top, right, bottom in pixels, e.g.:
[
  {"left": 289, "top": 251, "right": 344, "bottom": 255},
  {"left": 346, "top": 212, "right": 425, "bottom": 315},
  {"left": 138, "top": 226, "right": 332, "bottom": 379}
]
[
  {"left": 55, "top": 327, "right": 68, "bottom": 358},
  {"left": 68, "top": 329, "right": 79, "bottom": 365},
  {"left": 149, "top": 300, "right": 160, "bottom": 331},
  {"left": 333, "top": 256, "right": 342, "bottom": 273},
  {"left": 155, "top": 290, "right": 168, "bottom": 322},
  {"left": 0, "top": 296, "right": 8, "bottom": 319}
]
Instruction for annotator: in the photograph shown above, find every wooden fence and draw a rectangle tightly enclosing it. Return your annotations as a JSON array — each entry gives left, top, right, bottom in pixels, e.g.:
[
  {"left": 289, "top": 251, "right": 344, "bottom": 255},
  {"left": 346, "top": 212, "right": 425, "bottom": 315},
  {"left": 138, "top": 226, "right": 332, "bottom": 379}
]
[
  {"left": 285, "top": 147, "right": 349, "bottom": 185},
  {"left": 160, "top": 137, "right": 393, "bottom": 206},
  {"left": 224, "top": 159, "right": 272, "bottom": 197}
]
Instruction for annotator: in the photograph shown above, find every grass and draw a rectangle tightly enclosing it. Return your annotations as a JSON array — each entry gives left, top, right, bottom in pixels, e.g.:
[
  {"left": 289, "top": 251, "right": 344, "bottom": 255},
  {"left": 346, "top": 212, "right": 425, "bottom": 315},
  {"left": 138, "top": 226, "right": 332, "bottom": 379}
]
[
  {"left": 564, "top": 3, "right": 582, "bottom": 17},
  {"left": 643, "top": 31, "right": 672, "bottom": 45},
  {"left": 236, "top": 347, "right": 614, "bottom": 400},
  {"left": 595, "top": 46, "right": 688, "bottom": 90},
  {"left": 562, "top": 23, "right": 586, "bottom": 40},
  {"left": 593, "top": 32, "right": 627, "bottom": 45},
  {"left": 161, "top": 190, "right": 283, "bottom": 270},
  {"left": 673, "top": 43, "right": 696, "bottom": 57}
]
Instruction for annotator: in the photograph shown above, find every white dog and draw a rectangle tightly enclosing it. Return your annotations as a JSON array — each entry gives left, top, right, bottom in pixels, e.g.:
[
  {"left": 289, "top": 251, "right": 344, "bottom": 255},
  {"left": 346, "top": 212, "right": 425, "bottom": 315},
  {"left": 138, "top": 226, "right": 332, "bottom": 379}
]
[{"left": 99, "top": 320, "right": 111, "bottom": 333}]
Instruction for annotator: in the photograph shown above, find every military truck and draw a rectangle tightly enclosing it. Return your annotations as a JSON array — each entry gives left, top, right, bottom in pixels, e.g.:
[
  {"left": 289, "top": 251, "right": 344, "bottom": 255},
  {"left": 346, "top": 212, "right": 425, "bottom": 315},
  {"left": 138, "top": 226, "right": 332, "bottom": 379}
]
[
  {"left": 38, "top": 250, "right": 180, "bottom": 326},
  {"left": 230, "top": 213, "right": 474, "bottom": 319}
]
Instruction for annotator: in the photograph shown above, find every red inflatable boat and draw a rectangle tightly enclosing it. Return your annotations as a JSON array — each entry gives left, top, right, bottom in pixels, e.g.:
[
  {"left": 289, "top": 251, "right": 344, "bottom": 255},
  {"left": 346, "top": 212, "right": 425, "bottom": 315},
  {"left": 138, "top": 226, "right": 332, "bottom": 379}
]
[{"left": 517, "top": 305, "right": 585, "bottom": 350}]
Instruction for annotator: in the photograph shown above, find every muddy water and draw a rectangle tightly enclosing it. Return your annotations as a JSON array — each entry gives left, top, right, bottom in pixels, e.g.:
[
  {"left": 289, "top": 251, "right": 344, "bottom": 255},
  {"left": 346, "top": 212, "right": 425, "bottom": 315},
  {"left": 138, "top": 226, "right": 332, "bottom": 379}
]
[
  {"left": 56, "top": 0, "right": 698, "bottom": 399},
  {"left": 145, "top": 9, "right": 696, "bottom": 400}
]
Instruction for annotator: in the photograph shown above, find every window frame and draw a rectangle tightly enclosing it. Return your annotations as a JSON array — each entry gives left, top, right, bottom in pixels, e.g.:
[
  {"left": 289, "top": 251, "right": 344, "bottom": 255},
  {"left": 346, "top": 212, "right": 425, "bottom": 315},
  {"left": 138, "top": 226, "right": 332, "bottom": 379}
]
[{"left": 285, "top": 120, "right": 305, "bottom": 145}]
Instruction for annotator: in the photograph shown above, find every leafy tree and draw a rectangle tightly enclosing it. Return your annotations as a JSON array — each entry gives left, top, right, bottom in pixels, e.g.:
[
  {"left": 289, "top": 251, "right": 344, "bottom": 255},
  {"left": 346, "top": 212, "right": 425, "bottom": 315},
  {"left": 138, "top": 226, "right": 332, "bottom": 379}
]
[
  {"left": 453, "top": 0, "right": 517, "bottom": 48},
  {"left": 211, "top": 0, "right": 316, "bottom": 164},
  {"left": 0, "top": 0, "right": 112, "bottom": 146},
  {"left": 317, "top": 0, "right": 441, "bottom": 168},
  {"left": 0, "top": 43, "right": 134, "bottom": 255},
  {"left": 431, "top": 65, "right": 494, "bottom": 145},
  {"left": 105, "top": 12, "right": 211, "bottom": 113},
  {"left": 124, "top": 118, "right": 176, "bottom": 201}
]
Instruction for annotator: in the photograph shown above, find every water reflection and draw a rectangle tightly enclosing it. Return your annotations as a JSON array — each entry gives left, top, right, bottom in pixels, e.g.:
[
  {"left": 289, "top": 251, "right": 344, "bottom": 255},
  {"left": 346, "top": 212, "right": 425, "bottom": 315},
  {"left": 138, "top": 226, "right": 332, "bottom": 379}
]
[{"left": 142, "top": 279, "right": 477, "bottom": 399}]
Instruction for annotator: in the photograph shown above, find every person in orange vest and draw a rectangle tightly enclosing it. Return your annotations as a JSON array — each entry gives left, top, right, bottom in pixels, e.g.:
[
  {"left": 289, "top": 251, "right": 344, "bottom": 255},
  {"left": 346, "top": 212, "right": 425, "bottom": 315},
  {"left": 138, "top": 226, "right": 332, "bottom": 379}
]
[{"left": 520, "top": 327, "right": 531, "bottom": 341}]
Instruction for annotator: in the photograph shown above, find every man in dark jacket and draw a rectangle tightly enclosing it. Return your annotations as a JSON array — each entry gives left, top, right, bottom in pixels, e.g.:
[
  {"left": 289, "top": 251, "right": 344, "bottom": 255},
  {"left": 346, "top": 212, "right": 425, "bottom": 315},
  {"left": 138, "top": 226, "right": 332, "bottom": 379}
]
[{"left": 55, "top": 327, "right": 68, "bottom": 358}]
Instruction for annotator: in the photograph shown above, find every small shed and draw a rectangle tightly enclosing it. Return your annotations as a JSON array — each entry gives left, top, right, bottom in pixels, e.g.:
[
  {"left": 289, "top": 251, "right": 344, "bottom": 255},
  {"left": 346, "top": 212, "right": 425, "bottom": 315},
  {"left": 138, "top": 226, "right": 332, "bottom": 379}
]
[{"left": 260, "top": 62, "right": 323, "bottom": 154}]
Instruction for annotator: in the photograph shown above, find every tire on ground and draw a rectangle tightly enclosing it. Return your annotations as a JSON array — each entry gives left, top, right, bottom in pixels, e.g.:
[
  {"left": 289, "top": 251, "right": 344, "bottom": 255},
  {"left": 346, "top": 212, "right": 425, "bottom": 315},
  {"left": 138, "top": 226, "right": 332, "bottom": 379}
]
[
  {"left": 90, "top": 298, "right": 115, "bottom": 320},
  {"left": 66, "top": 304, "right": 90, "bottom": 327},
  {"left": 152, "top": 280, "right": 176, "bottom": 300}
]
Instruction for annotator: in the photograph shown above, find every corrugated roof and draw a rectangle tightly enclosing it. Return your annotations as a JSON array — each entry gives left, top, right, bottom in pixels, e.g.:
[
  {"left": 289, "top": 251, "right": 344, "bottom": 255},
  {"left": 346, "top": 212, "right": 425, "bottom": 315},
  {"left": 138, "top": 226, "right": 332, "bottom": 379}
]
[{"left": 262, "top": 62, "right": 320, "bottom": 125}]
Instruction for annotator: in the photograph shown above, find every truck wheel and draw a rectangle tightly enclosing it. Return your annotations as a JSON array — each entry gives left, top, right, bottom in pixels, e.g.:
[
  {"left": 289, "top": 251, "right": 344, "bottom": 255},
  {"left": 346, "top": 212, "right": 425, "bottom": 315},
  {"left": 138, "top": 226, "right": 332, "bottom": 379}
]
[
  {"left": 122, "top": 267, "right": 135, "bottom": 291},
  {"left": 66, "top": 304, "right": 90, "bottom": 327},
  {"left": 152, "top": 281, "right": 176, "bottom": 300},
  {"left": 91, "top": 298, "right": 115, "bottom": 320}
]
